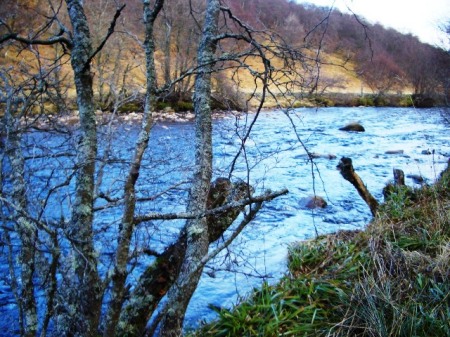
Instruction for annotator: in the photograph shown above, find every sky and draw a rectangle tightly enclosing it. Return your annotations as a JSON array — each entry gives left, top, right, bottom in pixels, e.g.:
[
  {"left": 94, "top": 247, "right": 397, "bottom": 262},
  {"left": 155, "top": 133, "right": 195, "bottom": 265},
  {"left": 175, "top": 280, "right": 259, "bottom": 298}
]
[{"left": 296, "top": 0, "right": 450, "bottom": 47}]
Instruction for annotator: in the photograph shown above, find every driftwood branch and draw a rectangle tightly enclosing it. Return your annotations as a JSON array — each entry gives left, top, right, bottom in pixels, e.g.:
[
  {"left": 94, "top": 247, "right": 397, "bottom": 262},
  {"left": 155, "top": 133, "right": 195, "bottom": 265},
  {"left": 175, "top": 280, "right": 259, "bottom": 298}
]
[{"left": 337, "top": 157, "right": 379, "bottom": 216}]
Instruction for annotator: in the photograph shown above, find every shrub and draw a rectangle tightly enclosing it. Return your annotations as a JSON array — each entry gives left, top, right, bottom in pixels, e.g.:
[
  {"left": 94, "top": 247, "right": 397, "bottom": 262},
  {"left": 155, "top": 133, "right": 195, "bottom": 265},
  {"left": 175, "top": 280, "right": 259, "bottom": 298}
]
[
  {"left": 312, "top": 96, "right": 335, "bottom": 107},
  {"left": 356, "top": 95, "right": 375, "bottom": 106},
  {"left": 117, "top": 101, "right": 142, "bottom": 113},
  {"left": 174, "top": 101, "right": 194, "bottom": 112},
  {"left": 156, "top": 101, "right": 171, "bottom": 111}
]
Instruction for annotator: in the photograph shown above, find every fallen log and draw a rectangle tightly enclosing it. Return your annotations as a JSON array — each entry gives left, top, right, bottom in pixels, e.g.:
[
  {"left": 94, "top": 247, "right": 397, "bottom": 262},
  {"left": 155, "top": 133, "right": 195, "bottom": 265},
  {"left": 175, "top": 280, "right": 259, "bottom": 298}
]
[{"left": 337, "top": 157, "right": 379, "bottom": 216}]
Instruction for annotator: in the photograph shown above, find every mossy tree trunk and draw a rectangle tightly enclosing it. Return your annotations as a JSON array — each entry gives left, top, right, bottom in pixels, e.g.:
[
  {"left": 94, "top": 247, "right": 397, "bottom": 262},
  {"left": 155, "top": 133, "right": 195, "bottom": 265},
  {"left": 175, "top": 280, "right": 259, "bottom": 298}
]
[
  {"left": 102, "top": 1, "right": 165, "bottom": 336},
  {"left": 1, "top": 76, "right": 38, "bottom": 337},
  {"left": 157, "top": 1, "right": 220, "bottom": 335},
  {"left": 117, "top": 178, "right": 252, "bottom": 336},
  {"left": 63, "top": 1, "right": 101, "bottom": 335}
]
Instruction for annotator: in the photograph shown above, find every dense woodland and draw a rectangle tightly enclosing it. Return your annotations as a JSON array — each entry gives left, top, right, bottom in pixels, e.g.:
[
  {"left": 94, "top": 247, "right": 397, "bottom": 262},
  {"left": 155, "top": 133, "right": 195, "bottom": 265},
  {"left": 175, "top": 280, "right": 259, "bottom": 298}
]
[{"left": 0, "top": 1, "right": 449, "bottom": 337}]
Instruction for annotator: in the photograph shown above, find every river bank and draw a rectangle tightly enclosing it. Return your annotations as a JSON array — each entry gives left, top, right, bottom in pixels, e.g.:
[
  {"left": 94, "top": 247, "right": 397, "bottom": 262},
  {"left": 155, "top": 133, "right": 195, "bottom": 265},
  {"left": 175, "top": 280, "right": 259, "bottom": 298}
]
[
  {"left": 6, "top": 91, "right": 447, "bottom": 130},
  {"left": 191, "top": 162, "right": 450, "bottom": 336}
]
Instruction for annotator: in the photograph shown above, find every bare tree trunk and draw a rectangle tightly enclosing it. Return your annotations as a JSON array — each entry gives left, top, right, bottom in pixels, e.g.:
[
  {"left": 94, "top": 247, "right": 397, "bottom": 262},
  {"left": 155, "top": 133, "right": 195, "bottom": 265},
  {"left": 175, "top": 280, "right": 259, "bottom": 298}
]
[
  {"left": 2, "top": 80, "right": 38, "bottom": 337},
  {"left": 102, "top": 1, "right": 164, "bottom": 336},
  {"left": 158, "top": 1, "right": 220, "bottom": 335},
  {"left": 163, "top": 16, "right": 172, "bottom": 88},
  {"left": 337, "top": 157, "right": 379, "bottom": 216},
  {"left": 63, "top": 1, "right": 101, "bottom": 335}
]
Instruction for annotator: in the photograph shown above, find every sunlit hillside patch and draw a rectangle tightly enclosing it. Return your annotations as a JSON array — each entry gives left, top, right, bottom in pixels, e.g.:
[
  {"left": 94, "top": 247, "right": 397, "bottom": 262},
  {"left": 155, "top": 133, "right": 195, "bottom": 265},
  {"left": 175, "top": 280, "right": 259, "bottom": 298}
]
[{"left": 1, "top": 0, "right": 444, "bottom": 113}]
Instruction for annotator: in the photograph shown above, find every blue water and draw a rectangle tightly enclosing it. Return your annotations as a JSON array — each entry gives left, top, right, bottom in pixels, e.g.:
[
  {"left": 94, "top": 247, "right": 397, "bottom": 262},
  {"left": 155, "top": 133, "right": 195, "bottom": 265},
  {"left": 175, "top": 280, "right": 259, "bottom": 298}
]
[
  {"left": 186, "top": 107, "right": 450, "bottom": 326},
  {"left": 1, "top": 107, "right": 449, "bottom": 334}
]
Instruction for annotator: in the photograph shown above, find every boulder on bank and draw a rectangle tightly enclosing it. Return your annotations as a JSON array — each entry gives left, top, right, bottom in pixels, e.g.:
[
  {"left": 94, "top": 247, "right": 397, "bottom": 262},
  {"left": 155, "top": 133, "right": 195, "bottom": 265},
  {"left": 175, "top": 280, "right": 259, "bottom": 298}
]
[
  {"left": 339, "top": 123, "right": 365, "bottom": 132},
  {"left": 300, "top": 196, "right": 327, "bottom": 209},
  {"left": 407, "top": 174, "right": 425, "bottom": 184}
]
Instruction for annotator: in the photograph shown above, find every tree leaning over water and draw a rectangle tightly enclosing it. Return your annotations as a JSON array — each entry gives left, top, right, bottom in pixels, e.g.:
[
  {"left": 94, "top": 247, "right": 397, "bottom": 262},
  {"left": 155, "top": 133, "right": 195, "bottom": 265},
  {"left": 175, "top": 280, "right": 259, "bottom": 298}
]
[{"left": 0, "top": 0, "right": 319, "bottom": 336}]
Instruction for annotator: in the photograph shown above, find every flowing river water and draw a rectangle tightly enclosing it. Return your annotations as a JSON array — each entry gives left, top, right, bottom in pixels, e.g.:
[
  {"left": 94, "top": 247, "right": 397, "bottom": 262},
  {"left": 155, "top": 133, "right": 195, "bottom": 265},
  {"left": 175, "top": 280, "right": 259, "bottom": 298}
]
[
  {"left": 1, "top": 107, "right": 449, "bottom": 333},
  {"left": 184, "top": 107, "right": 449, "bottom": 327}
]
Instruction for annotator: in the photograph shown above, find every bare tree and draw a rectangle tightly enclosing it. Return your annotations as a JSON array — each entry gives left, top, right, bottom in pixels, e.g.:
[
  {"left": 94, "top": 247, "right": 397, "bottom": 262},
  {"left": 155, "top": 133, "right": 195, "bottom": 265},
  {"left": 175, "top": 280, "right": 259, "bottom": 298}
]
[
  {"left": 0, "top": 1, "right": 314, "bottom": 336},
  {"left": 357, "top": 51, "right": 404, "bottom": 99},
  {"left": 158, "top": 1, "right": 220, "bottom": 335},
  {"left": 1, "top": 0, "right": 125, "bottom": 335},
  {"left": 1, "top": 70, "right": 39, "bottom": 337},
  {"left": 154, "top": 0, "right": 202, "bottom": 102},
  {"left": 102, "top": 1, "right": 165, "bottom": 335}
]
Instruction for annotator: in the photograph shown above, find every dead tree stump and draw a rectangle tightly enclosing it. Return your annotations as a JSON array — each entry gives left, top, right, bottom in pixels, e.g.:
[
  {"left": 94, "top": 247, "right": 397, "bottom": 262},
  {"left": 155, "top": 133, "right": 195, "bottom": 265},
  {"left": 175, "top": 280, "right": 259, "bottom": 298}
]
[
  {"left": 337, "top": 157, "right": 379, "bottom": 216},
  {"left": 383, "top": 168, "right": 406, "bottom": 200}
]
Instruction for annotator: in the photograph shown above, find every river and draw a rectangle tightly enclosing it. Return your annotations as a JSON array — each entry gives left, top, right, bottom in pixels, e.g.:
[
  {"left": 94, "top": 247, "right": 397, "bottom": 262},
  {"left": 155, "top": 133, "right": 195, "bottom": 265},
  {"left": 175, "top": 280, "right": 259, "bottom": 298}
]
[
  {"left": 184, "top": 107, "right": 449, "bottom": 327},
  {"left": 1, "top": 107, "right": 449, "bottom": 333}
]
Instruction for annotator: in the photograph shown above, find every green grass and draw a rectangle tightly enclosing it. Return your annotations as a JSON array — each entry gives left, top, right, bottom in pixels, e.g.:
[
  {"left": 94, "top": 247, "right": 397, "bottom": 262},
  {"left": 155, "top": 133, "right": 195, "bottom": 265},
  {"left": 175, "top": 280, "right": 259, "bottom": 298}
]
[
  {"left": 194, "top": 279, "right": 347, "bottom": 336},
  {"left": 190, "top": 164, "right": 450, "bottom": 336}
]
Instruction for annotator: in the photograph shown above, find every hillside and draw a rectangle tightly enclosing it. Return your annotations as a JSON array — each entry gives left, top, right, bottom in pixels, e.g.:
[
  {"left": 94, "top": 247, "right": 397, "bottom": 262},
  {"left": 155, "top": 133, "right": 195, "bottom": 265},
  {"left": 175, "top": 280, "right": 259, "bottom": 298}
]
[{"left": 1, "top": 0, "right": 448, "bottom": 110}]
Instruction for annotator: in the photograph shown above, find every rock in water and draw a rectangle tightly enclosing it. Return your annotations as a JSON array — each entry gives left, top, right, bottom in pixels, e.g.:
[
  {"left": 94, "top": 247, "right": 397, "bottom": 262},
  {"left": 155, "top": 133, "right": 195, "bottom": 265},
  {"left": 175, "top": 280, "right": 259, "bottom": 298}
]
[
  {"left": 339, "top": 123, "right": 365, "bottom": 132},
  {"left": 385, "top": 150, "right": 404, "bottom": 154},
  {"left": 300, "top": 196, "right": 327, "bottom": 209}
]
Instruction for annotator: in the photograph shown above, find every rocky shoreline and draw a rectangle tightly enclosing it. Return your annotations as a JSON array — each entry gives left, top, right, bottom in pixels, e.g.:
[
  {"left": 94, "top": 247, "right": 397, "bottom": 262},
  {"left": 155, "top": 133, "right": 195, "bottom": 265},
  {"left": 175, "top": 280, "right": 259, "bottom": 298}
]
[{"left": 26, "top": 109, "right": 250, "bottom": 129}]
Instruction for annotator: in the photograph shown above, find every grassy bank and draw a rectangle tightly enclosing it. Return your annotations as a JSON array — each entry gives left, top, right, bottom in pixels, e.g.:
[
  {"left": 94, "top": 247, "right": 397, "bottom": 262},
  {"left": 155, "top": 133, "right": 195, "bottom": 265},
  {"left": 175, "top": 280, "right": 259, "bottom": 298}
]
[{"left": 190, "top": 163, "right": 450, "bottom": 336}]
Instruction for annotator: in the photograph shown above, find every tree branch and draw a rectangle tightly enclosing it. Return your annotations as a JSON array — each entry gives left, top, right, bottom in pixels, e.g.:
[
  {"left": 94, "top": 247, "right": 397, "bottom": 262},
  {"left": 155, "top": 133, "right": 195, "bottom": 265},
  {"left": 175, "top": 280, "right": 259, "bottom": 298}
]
[
  {"left": 0, "top": 20, "right": 73, "bottom": 49},
  {"left": 134, "top": 188, "right": 288, "bottom": 224},
  {"left": 82, "top": 4, "right": 126, "bottom": 73}
]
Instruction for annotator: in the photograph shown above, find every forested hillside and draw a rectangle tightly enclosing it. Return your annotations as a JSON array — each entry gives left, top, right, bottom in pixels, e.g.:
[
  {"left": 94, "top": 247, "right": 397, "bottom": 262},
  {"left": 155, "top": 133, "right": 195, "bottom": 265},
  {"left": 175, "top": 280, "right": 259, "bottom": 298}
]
[{"left": 1, "top": 0, "right": 448, "bottom": 109}]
